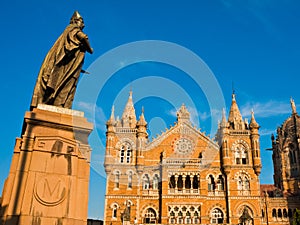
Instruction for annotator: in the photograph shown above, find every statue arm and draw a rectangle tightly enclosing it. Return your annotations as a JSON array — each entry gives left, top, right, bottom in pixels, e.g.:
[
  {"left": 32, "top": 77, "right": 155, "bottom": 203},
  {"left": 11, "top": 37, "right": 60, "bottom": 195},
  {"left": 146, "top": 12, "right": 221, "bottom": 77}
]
[{"left": 77, "top": 31, "right": 93, "bottom": 54}]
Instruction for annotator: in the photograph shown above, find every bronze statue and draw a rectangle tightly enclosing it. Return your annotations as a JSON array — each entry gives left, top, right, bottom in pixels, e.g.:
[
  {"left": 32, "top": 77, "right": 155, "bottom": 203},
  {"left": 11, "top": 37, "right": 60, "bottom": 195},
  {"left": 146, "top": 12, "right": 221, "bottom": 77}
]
[{"left": 30, "top": 11, "right": 93, "bottom": 110}]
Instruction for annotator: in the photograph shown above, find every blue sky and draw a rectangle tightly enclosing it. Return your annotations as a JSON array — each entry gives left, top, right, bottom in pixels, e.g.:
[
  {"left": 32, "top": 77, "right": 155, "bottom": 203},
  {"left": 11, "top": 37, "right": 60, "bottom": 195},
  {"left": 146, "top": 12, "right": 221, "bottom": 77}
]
[{"left": 1, "top": 0, "right": 300, "bottom": 220}]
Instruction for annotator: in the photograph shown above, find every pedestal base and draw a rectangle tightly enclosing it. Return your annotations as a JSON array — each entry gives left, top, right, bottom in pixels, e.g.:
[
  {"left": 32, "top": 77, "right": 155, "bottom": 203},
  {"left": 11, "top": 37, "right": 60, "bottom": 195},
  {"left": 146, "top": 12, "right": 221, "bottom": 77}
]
[{"left": 0, "top": 105, "right": 93, "bottom": 225}]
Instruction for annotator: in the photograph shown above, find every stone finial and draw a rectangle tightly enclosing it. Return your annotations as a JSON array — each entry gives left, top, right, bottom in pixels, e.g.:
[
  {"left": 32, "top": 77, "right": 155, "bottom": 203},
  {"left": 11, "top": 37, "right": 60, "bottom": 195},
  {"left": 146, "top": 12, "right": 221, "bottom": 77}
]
[
  {"left": 290, "top": 97, "right": 297, "bottom": 114},
  {"left": 106, "top": 105, "right": 115, "bottom": 126},
  {"left": 137, "top": 107, "right": 147, "bottom": 126},
  {"left": 177, "top": 104, "right": 191, "bottom": 124},
  {"left": 250, "top": 109, "right": 259, "bottom": 129}
]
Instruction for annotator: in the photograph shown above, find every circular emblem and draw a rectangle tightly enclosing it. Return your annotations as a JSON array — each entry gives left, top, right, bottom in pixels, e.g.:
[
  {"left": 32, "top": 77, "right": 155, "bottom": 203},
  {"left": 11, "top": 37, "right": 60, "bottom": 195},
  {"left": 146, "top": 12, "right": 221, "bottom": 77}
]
[
  {"left": 175, "top": 138, "right": 193, "bottom": 154},
  {"left": 34, "top": 175, "right": 67, "bottom": 206}
]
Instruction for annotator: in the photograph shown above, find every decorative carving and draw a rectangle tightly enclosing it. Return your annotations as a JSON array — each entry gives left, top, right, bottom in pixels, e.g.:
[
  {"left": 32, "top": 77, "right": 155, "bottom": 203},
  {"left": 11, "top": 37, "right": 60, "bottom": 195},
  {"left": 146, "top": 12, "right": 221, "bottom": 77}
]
[{"left": 34, "top": 175, "right": 67, "bottom": 206}]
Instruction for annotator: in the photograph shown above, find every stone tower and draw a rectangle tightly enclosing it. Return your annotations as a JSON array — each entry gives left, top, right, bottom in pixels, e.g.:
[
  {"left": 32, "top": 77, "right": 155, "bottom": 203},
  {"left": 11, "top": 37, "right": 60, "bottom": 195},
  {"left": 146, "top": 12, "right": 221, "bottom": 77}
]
[
  {"left": 271, "top": 98, "right": 300, "bottom": 194},
  {"left": 215, "top": 92, "right": 262, "bottom": 224}
]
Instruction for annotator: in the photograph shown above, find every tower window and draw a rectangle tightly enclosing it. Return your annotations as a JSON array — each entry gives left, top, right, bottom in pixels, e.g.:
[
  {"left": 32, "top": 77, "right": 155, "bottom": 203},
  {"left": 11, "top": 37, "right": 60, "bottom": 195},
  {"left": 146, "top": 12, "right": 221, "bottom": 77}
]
[
  {"left": 112, "top": 204, "right": 118, "bottom": 219},
  {"left": 115, "top": 171, "right": 120, "bottom": 189},
  {"left": 153, "top": 174, "right": 159, "bottom": 190},
  {"left": 143, "top": 174, "right": 150, "bottom": 190},
  {"left": 128, "top": 171, "right": 133, "bottom": 189},
  {"left": 208, "top": 175, "right": 215, "bottom": 191},
  {"left": 234, "top": 144, "right": 248, "bottom": 165},
  {"left": 120, "top": 142, "right": 132, "bottom": 164}
]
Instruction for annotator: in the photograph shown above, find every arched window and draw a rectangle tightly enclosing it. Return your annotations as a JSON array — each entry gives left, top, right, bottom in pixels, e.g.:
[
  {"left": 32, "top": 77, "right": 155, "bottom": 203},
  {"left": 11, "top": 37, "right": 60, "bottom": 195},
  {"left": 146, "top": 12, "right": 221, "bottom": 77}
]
[
  {"left": 169, "top": 175, "right": 176, "bottom": 189},
  {"left": 128, "top": 171, "right": 133, "bottom": 189},
  {"left": 153, "top": 174, "right": 159, "bottom": 190},
  {"left": 177, "top": 175, "right": 183, "bottom": 190},
  {"left": 288, "top": 208, "right": 293, "bottom": 218},
  {"left": 211, "top": 208, "right": 224, "bottom": 224},
  {"left": 278, "top": 209, "right": 282, "bottom": 218},
  {"left": 112, "top": 204, "right": 118, "bottom": 219},
  {"left": 272, "top": 209, "right": 277, "bottom": 218},
  {"left": 208, "top": 175, "right": 215, "bottom": 191},
  {"left": 192, "top": 175, "right": 199, "bottom": 189},
  {"left": 120, "top": 142, "right": 132, "bottom": 164},
  {"left": 143, "top": 208, "right": 156, "bottom": 224},
  {"left": 238, "top": 177, "right": 243, "bottom": 190},
  {"left": 237, "top": 174, "right": 250, "bottom": 191},
  {"left": 143, "top": 174, "right": 150, "bottom": 190},
  {"left": 244, "top": 177, "right": 250, "bottom": 190},
  {"left": 115, "top": 171, "right": 120, "bottom": 189},
  {"left": 235, "top": 144, "right": 248, "bottom": 165},
  {"left": 216, "top": 175, "right": 224, "bottom": 191},
  {"left": 185, "top": 175, "right": 191, "bottom": 189},
  {"left": 283, "top": 208, "right": 288, "bottom": 218}
]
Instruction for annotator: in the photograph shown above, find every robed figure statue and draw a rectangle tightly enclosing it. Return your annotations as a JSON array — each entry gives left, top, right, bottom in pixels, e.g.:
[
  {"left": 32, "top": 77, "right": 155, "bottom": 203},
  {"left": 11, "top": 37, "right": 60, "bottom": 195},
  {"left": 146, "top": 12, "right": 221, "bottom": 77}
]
[{"left": 30, "top": 11, "right": 93, "bottom": 110}]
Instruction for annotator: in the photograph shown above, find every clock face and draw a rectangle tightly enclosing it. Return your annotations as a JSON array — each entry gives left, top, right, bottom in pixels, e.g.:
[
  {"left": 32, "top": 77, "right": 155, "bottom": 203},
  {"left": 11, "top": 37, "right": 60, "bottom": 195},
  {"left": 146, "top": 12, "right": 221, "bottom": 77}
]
[{"left": 175, "top": 138, "right": 193, "bottom": 154}]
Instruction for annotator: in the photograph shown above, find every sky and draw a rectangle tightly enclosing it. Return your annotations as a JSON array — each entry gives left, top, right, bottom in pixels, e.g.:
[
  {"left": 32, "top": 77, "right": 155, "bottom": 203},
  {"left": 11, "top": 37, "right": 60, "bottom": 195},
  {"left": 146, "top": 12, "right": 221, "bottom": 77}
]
[{"left": 1, "top": 0, "right": 300, "bottom": 220}]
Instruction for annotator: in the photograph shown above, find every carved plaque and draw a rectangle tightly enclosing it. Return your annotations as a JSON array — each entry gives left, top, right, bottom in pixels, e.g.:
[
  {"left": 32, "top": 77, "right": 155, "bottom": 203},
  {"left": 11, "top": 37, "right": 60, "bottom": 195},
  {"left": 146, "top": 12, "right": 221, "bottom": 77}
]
[{"left": 34, "top": 175, "right": 67, "bottom": 206}]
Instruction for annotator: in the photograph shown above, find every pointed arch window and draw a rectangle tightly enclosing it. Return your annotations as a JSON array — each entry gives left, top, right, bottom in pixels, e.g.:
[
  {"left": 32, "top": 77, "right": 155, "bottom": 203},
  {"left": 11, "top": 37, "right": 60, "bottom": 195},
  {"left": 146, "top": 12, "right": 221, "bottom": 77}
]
[
  {"left": 143, "top": 208, "right": 156, "bottom": 224},
  {"left": 192, "top": 175, "right": 199, "bottom": 189},
  {"left": 216, "top": 175, "right": 224, "bottom": 191},
  {"left": 120, "top": 142, "right": 132, "bottom": 164},
  {"left": 112, "top": 204, "right": 118, "bottom": 219},
  {"left": 237, "top": 174, "right": 250, "bottom": 192},
  {"left": 235, "top": 144, "right": 248, "bottom": 165},
  {"left": 143, "top": 174, "right": 150, "bottom": 190},
  {"left": 169, "top": 175, "right": 176, "bottom": 189},
  {"left": 211, "top": 208, "right": 224, "bottom": 224},
  {"left": 153, "top": 174, "right": 159, "bottom": 190},
  {"left": 208, "top": 175, "right": 215, "bottom": 191}
]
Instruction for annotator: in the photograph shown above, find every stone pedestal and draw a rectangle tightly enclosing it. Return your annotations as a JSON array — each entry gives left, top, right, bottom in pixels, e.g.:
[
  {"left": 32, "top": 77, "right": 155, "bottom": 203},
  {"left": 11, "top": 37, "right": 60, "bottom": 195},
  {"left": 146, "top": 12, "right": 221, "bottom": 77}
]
[{"left": 0, "top": 105, "right": 93, "bottom": 225}]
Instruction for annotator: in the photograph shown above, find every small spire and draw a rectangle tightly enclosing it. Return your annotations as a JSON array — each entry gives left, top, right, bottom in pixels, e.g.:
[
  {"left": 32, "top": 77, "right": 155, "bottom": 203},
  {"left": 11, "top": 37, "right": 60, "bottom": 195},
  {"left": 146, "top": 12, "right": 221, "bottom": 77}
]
[
  {"left": 228, "top": 92, "right": 242, "bottom": 124},
  {"left": 290, "top": 97, "right": 297, "bottom": 114},
  {"left": 106, "top": 105, "right": 115, "bottom": 126},
  {"left": 220, "top": 108, "right": 227, "bottom": 127},
  {"left": 121, "top": 91, "right": 137, "bottom": 128},
  {"left": 110, "top": 105, "right": 115, "bottom": 121},
  {"left": 137, "top": 107, "right": 147, "bottom": 126},
  {"left": 250, "top": 109, "right": 259, "bottom": 129}
]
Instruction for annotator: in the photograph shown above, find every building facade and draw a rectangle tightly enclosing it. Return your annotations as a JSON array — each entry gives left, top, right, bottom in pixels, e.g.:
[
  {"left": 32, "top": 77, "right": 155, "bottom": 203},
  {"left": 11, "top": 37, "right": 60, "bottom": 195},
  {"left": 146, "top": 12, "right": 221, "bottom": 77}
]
[{"left": 103, "top": 92, "right": 300, "bottom": 225}]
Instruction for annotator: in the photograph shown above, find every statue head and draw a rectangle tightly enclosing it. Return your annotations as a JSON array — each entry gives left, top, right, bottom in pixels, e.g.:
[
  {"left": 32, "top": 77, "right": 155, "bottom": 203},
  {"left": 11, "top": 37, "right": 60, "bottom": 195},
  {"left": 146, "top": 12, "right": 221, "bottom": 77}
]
[{"left": 70, "top": 11, "right": 85, "bottom": 29}]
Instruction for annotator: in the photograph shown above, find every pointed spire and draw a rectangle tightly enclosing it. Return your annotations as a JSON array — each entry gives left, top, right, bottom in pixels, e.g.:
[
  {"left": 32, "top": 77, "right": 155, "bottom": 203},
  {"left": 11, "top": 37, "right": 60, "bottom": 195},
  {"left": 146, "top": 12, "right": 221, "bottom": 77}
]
[
  {"left": 220, "top": 108, "right": 227, "bottom": 127},
  {"left": 137, "top": 107, "right": 147, "bottom": 126},
  {"left": 121, "top": 91, "right": 137, "bottom": 128},
  {"left": 106, "top": 105, "right": 115, "bottom": 126},
  {"left": 250, "top": 109, "right": 259, "bottom": 129},
  {"left": 228, "top": 92, "right": 243, "bottom": 125},
  {"left": 290, "top": 97, "right": 297, "bottom": 114}
]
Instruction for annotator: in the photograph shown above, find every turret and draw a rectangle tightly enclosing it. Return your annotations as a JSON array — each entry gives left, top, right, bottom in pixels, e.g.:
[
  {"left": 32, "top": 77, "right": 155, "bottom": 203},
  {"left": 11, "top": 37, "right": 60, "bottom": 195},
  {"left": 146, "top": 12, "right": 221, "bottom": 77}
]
[
  {"left": 136, "top": 108, "right": 148, "bottom": 165},
  {"left": 249, "top": 110, "right": 261, "bottom": 175}
]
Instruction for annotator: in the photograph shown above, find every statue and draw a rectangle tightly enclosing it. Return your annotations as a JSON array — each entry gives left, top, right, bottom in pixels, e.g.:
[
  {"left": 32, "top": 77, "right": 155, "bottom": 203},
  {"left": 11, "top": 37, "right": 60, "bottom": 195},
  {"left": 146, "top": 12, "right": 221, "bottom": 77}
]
[{"left": 30, "top": 11, "right": 93, "bottom": 110}]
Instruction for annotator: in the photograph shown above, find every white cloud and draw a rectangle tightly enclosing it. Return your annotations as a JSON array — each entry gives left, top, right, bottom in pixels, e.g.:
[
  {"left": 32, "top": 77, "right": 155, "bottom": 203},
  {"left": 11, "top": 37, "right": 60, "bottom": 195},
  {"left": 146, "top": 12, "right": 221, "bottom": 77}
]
[{"left": 240, "top": 100, "right": 292, "bottom": 118}]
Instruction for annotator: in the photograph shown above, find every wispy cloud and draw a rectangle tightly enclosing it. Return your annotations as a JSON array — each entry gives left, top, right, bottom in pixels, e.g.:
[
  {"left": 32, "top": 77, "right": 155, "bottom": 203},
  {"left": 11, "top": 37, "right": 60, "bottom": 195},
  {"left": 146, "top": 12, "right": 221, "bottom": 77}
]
[
  {"left": 76, "top": 101, "right": 95, "bottom": 112},
  {"left": 240, "top": 100, "right": 292, "bottom": 118},
  {"left": 95, "top": 107, "right": 108, "bottom": 132}
]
